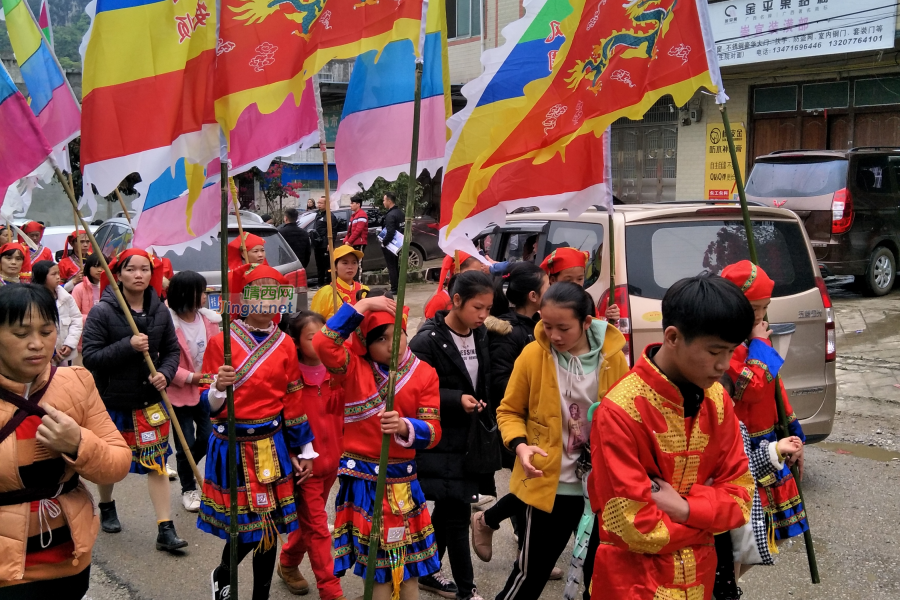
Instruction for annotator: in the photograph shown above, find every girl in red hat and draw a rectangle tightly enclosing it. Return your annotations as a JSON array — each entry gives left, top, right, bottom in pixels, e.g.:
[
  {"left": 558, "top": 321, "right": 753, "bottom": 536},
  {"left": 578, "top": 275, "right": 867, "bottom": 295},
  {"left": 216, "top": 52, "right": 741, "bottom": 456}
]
[
  {"left": 539, "top": 247, "right": 620, "bottom": 323},
  {"left": 0, "top": 242, "right": 31, "bottom": 285},
  {"left": 424, "top": 252, "right": 485, "bottom": 320},
  {"left": 20, "top": 221, "right": 54, "bottom": 264},
  {"left": 313, "top": 293, "right": 443, "bottom": 599},
  {"left": 227, "top": 232, "right": 268, "bottom": 270},
  {"left": 58, "top": 230, "right": 92, "bottom": 285},
  {"left": 200, "top": 263, "right": 315, "bottom": 600}
]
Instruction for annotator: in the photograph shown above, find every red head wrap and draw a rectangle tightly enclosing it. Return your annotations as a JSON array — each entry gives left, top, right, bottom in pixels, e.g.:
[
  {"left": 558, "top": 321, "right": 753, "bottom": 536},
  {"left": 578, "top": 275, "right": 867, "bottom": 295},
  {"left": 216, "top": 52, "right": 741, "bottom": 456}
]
[
  {"left": 227, "top": 233, "right": 267, "bottom": 270},
  {"left": 63, "top": 229, "right": 91, "bottom": 259},
  {"left": 720, "top": 260, "right": 775, "bottom": 301},
  {"left": 438, "top": 252, "right": 475, "bottom": 287},
  {"left": 0, "top": 242, "right": 32, "bottom": 278},
  {"left": 227, "top": 263, "right": 289, "bottom": 299},
  {"left": 100, "top": 249, "right": 164, "bottom": 296},
  {"left": 540, "top": 247, "right": 589, "bottom": 276},
  {"left": 21, "top": 221, "right": 44, "bottom": 239},
  {"left": 350, "top": 306, "right": 410, "bottom": 356}
]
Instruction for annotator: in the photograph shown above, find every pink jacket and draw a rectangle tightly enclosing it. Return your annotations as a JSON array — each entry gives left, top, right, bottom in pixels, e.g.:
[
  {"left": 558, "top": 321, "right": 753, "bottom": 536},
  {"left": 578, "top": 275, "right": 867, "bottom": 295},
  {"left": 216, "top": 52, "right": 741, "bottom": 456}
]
[
  {"left": 168, "top": 309, "right": 221, "bottom": 407},
  {"left": 71, "top": 278, "right": 98, "bottom": 319}
]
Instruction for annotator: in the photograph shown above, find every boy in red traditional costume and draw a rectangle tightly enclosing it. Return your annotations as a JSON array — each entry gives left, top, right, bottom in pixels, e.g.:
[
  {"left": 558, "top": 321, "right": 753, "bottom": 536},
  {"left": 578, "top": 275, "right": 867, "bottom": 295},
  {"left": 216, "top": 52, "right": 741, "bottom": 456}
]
[
  {"left": 720, "top": 261, "right": 808, "bottom": 542},
  {"left": 20, "top": 221, "right": 54, "bottom": 264},
  {"left": 199, "top": 264, "right": 316, "bottom": 600},
  {"left": 540, "top": 247, "right": 619, "bottom": 323},
  {"left": 58, "top": 229, "right": 92, "bottom": 283},
  {"left": 276, "top": 311, "right": 346, "bottom": 599},
  {"left": 313, "top": 295, "right": 443, "bottom": 600},
  {"left": 589, "top": 274, "right": 756, "bottom": 600}
]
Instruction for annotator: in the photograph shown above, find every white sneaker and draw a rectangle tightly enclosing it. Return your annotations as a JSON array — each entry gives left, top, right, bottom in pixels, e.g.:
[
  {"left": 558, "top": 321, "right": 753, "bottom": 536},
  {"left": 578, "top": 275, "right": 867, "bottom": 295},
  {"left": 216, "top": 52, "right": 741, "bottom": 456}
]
[
  {"left": 167, "top": 463, "right": 178, "bottom": 480},
  {"left": 182, "top": 490, "right": 201, "bottom": 512}
]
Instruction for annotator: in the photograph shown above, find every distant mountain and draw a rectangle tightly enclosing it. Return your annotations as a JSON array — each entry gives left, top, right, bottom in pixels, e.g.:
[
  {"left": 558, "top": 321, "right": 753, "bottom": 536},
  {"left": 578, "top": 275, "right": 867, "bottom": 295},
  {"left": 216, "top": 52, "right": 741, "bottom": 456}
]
[{"left": 1, "top": 0, "right": 91, "bottom": 71}]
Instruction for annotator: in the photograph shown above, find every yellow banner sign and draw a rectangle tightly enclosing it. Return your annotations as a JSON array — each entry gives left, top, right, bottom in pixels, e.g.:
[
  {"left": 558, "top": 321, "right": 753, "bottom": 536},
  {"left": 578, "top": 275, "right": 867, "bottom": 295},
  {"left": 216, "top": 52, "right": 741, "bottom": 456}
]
[{"left": 705, "top": 123, "right": 747, "bottom": 201}]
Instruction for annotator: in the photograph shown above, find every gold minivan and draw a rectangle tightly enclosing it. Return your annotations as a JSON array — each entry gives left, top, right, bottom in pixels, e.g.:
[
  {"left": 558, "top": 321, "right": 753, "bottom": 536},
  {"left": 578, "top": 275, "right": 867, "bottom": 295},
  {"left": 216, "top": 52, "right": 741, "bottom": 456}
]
[{"left": 479, "top": 203, "right": 837, "bottom": 442}]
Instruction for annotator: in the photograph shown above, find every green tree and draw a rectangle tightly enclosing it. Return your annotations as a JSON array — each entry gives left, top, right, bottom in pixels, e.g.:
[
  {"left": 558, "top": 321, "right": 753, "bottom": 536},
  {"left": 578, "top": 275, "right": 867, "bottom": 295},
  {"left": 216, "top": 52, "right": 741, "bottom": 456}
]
[{"left": 355, "top": 173, "right": 425, "bottom": 213}]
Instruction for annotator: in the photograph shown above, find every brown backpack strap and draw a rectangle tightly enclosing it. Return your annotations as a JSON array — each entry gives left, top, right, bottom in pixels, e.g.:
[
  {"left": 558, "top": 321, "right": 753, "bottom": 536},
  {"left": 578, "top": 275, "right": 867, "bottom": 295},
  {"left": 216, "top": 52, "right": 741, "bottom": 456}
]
[{"left": 0, "top": 367, "right": 58, "bottom": 444}]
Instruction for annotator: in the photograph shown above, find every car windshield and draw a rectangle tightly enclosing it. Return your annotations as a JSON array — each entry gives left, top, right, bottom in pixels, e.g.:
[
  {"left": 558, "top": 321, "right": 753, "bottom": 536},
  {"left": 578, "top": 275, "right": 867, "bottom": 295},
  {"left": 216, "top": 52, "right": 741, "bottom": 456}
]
[
  {"left": 745, "top": 159, "right": 847, "bottom": 198},
  {"left": 161, "top": 229, "right": 297, "bottom": 272},
  {"left": 625, "top": 219, "right": 816, "bottom": 299},
  {"left": 298, "top": 212, "right": 316, "bottom": 228}
]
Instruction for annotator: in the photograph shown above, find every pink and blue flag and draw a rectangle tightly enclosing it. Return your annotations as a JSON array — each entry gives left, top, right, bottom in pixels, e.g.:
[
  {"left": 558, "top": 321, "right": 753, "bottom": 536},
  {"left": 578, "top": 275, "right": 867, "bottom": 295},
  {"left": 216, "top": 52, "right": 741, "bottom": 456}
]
[
  {"left": 334, "top": 0, "right": 450, "bottom": 196},
  {"left": 0, "top": 60, "right": 52, "bottom": 193},
  {"left": 2, "top": 0, "right": 80, "bottom": 169},
  {"left": 131, "top": 82, "right": 319, "bottom": 254}
]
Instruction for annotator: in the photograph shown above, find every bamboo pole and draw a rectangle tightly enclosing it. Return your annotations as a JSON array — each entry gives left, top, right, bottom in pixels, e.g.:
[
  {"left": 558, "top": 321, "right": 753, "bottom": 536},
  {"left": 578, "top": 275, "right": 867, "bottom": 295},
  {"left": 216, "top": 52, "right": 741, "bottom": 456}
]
[
  {"left": 363, "top": 60, "right": 424, "bottom": 600},
  {"left": 220, "top": 163, "right": 240, "bottom": 600},
  {"left": 607, "top": 212, "right": 615, "bottom": 311},
  {"left": 114, "top": 188, "right": 132, "bottom": 225},
  {"left": 53, "top": 167, "right": 204, "bottom": 487},
  {"left": 720, "top": 104, "right": 820, "bottom": 584},
  {"left": 312, "top": 75, "right": 340, "bottom": 313},
  {"left": 229, "top": 177, "right": 249, "bottom": 265}
]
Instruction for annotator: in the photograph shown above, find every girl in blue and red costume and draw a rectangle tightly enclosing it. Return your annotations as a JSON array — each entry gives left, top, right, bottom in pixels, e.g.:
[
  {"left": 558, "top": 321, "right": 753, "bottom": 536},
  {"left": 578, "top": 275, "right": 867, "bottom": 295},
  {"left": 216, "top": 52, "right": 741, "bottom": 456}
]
[
  {"left": 198, "top": 264, "right": 316, "bottom": 600},
  {"left": 721, "top": 261, "right": 808, "bottom": 546},
  {"left": 313, "top": 294, "right": 442, "bottom": 600}
]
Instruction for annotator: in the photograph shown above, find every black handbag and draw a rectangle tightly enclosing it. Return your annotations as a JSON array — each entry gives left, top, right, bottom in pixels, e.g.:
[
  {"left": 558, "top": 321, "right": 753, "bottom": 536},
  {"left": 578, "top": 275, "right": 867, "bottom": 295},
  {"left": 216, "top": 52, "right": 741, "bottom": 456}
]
[{"left": 464, "top": 407, "right": 502, "bottom": 474}]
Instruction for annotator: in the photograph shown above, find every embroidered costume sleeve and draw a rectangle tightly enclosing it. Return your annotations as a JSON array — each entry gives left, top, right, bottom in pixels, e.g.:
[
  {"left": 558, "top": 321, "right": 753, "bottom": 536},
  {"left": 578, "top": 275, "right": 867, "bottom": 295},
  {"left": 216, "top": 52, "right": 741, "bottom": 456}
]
[
  {"left": 404, "top": 365, "right": 441, "bottom": 450},
  {"left": 315, "top": 303, "right": 364, "bottom": 379},
  {"left": 199, "top": 333, "right": 225, "bottom": 416},
  {"left": 282, "top": 337, "right": 314, "bottom": 451}
]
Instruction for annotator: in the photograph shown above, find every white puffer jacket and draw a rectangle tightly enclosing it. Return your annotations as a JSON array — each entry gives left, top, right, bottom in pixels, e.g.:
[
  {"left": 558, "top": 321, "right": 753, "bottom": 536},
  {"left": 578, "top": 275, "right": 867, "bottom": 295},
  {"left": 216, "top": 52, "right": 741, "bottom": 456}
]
[{"left": 55, "top": 285, "right": 84, "bottom": 364}]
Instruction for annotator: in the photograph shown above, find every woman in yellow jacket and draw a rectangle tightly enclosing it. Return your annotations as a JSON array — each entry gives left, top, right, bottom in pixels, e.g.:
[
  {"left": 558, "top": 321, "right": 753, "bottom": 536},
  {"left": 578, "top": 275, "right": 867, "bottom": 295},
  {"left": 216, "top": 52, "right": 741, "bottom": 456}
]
[{"left": 480, "top": 282, "right": 629, "bottom": 600}]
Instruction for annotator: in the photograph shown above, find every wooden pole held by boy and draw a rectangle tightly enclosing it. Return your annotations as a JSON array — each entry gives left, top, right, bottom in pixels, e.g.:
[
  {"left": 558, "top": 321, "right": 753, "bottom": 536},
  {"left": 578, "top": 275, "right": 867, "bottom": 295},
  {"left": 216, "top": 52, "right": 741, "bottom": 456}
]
[
  {"left": 229, "top": 177, "right": 250, "bottom": 265},
  {"left": 363, "top": 60, "right": 424, "bottom": 600},
  {"left": 312, "top": 75, "right": 341, "bottom": 313},
  {"left": 720, "top": 104, "right": 820, "bottom": 584},
  {"left": 220, "top": 163, "right": 241, "bottom": 600},
  {"left": 52, "top": 166, "right": 204, "bottom": 488}
]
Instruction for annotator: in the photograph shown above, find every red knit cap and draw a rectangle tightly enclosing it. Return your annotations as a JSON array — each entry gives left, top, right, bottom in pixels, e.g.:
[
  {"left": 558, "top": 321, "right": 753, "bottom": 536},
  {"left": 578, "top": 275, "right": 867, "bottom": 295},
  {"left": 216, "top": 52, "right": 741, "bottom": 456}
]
[
  {"left": 350, "top": 306, "right": 410, "bottom": 356},
  {"left": 720, "top": 260, "right": 775, "bottom": 301},
  {"left": 540, "top": 247, "right": 589, "bottom": 275}
]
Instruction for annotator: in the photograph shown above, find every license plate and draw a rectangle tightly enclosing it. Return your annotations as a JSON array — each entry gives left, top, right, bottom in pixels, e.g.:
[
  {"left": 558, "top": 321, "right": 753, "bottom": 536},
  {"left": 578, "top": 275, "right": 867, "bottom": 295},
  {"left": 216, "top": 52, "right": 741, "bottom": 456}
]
[{"left": 207, "top": 293, "right": 221, "bottom": 312}]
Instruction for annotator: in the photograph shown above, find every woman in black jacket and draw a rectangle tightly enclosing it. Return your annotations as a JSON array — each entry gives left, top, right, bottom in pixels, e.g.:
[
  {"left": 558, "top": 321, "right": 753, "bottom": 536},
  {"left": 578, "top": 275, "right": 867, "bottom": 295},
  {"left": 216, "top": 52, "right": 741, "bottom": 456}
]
[
  {"left": 409, "top": 271, "right": 496, "bottom": 600},
  {"left": 81, "top": 249, "right": 186, "bottom": 552}
]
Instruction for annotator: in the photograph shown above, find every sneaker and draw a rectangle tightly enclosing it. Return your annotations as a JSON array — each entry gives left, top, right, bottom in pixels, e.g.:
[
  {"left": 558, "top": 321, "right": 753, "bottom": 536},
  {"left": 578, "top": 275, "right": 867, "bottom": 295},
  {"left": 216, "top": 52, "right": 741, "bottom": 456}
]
[
  {"left": 419, "top": 571, "right": 458, "bottom": 599},
  {"left": 470, "top": 511, "right": 494, "bottom": 562},
  {"left": 99, "top": 501, "right": 121, "bottom": 533},
  {"left": 457, "top": 590, "right": 485, "bottom": 600},
  {"left": 549, "top": 566, "right": 563, "bottom": 581},
  {"left": 182, "top": 490, "right": 201, "bottom": 512},
  {"left": 166, "top": 463, "right": 178, "bottom": 480},
  {"left": 276, "top": 563, "right": 310, "bottom": 595},
  {"left": 211, "top": 564, "right": 231, "bottom": 600}
]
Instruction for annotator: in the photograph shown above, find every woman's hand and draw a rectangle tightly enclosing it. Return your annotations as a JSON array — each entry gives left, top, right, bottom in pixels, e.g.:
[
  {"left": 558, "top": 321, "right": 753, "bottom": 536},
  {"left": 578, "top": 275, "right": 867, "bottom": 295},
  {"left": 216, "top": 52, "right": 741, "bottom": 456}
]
[
  {"left": 461, "top": 394, "right": 485, "bottom": 413},
  {"left": 355, "top": 296, "right": 397, "bottom": 316},
  {"left": 605, "top": 304, "right": 620, "bottom": 322},
  {"left": 651, "top": 478, "right": 690, "bottom": 523},
  {"left": 515, "top": 443, "right": 547, "bottom": 478},
  {"left": 148, "top": 372, "right": 167, "bottom": 391},
  {"left": 58, "top": 346, "right": 73, "bottom": 359},
  {"left": 751, "top": 320, "right": 771, "bottom": 340},
  {"left": 291, "top": 457, "right": 313, "bottom": 483},
  {"left": 36, "top": 405, "right": 82, "bottom": 457},
  {"left": 215, "top": 366, "right": 236, "bottom": 392},
  {"left": 130, "top": 333, "right": 149, "bottom": 353},
  {"left": 379, "top": 410, "right": 409, "bottom": 437}
]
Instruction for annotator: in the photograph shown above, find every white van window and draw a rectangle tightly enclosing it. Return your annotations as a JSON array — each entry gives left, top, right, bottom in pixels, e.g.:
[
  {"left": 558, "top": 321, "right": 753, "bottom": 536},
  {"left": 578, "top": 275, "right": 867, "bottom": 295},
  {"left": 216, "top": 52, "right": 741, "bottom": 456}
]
[
  {"left": 746, "top": 159, "right": 847, "bottom": 198},
  {"left": 627, "top": 220, "right": 815, "bottom": 300}
]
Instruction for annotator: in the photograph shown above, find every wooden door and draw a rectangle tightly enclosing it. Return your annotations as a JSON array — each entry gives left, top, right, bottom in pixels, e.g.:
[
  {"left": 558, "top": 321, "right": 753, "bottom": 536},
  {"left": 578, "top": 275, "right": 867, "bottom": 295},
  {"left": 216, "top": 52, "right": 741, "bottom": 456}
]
[
  {"left": 855, "top": 112, "right": 900, "bottom": 147},
  {"left": 801, "top": 116, "right": 826, "bottom": 149},
  {"left": 752, "top": 117, "right": 800, "bottom": 162},
  {"left": 829, "top": 115, "right": 852, "bottom": 150}
]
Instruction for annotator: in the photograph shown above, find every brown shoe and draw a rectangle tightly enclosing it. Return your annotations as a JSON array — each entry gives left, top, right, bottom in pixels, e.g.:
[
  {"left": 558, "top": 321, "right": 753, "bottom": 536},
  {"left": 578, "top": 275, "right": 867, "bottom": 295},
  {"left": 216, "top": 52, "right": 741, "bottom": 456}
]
[
  {"left": 470, "top": 510, "right": 494, "bottom": 562},
  {"left": 549, "top": 566, "right": 563, "bottom": 581},
  {"left": 277, "top": 563, "right": 310, "bottom": 595}
]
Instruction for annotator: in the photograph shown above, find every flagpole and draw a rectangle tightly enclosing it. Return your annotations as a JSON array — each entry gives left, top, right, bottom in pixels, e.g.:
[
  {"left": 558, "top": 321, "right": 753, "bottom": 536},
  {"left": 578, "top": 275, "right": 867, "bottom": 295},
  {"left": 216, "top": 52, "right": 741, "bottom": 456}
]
[
  {"left": 52, "top": 166, "right": 203, "bottom": 487},
  {"left": 607, "top": 212, "right": 615, "bottom": 310},
  {"left": 720, "top": 104, "right": 820, "bottom": 584},
  {"left": 114, "top": 188, "right": 132, "bottom": 225},
  {"left": 229, "top": 177, "right": 250, "bottom": 264},
  {"left": 363, "top": 59, "right": 423, "bottom": 600},
  {"left": 312, "top": 75, "right": 340, "bottom": 312},
  {"left": 219, "top": 161, "right": 241, "bottom": 599}
]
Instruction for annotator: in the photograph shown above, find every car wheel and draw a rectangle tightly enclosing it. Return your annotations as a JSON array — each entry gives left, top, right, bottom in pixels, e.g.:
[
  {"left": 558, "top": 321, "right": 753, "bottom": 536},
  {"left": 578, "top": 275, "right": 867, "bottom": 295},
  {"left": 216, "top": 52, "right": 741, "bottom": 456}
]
[
  {"left": 405, "top": 246, "right": 424, "bottom": 270},
  {"left": 863, "top": 247, "right": 896, "bottom": 297}
]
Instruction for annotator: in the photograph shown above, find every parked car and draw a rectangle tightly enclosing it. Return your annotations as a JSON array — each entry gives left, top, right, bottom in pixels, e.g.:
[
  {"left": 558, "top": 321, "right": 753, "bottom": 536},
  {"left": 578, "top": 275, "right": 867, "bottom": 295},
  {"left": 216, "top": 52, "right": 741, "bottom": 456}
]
[
  {"left": 478, "top": 203, "right": 836, "bottom": 442},
  {"left": 297, "top": 207, "right": 444, "bottom": 280},
  {"left": 90, "top": 217, "right": 308, "bottom": 312},
  {"left": 745, "top": 148, "right": 900, "bottom": 296}
]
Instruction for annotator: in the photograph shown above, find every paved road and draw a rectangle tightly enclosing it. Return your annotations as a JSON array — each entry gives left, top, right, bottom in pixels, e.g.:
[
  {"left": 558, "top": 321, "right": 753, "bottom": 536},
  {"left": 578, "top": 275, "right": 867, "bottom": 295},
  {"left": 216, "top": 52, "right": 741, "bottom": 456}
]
[{"left": 83, "top": 280, "right": 900, "bottom": 600}]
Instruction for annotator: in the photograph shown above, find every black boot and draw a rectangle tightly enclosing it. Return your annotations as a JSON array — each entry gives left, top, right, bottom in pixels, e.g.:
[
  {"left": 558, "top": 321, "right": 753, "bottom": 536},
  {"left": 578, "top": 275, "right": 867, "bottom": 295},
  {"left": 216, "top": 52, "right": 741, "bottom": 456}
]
[
  {"left": 99, "top": 501, "right": 121, "bottom": 533},
  {"left": 211, "top": 564, "right": 231, "bottom": 600},
  {"left": 156, "top": 520, "right": 188, "bottom": 552}
]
